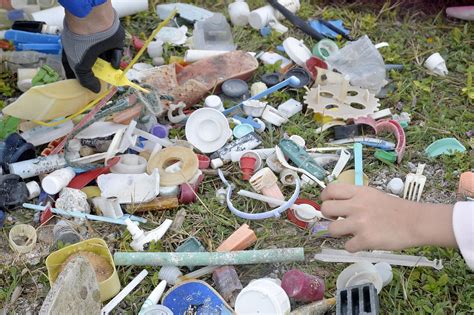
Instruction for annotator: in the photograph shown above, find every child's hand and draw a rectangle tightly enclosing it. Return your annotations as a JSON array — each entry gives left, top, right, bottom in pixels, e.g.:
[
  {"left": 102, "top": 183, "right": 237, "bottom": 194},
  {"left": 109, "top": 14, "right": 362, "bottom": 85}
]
[{"left": 320, "top": 184, "right": 456, "bottom": 252}]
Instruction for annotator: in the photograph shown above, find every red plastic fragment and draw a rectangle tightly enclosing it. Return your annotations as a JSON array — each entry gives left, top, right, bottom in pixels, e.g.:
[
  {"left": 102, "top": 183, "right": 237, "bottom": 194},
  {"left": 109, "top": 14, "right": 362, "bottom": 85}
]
[{"left": 67, "top": 156, "right": 120, "bottom": 190}]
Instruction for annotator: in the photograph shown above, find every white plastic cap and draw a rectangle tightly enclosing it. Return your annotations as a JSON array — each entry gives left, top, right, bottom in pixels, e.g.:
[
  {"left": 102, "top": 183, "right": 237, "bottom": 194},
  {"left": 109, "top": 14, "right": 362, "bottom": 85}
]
[
  {"left": 158, "top": 266, "right": 182, "bottom": 285},
  {"left": 211, "top": 158, "right": 224, "bottom": 169},
  {"left": 26, "top": 181, "right": 41, "bottom": 200},
  {"left": 204, "top": 95, "right": 223, "bottom": 110},
  {"left": 41, "top": 24, "right": 59, "bottom": 34}
]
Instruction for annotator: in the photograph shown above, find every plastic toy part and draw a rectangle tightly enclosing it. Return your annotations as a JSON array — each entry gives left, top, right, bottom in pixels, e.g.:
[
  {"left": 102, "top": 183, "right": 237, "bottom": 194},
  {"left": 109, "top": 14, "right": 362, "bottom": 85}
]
[
  {"left": 304, "top": 81, "right": 381, "bottom": 120},
  {"left": 337, "top": 283, "right": 380, "bottom": 315},
  {"left": 425, "top": 138, "right": 466, "bottom": 157},
  {"left": 9, "top": 224, "right": 37, "bottom": 254},
  {"left": 101, "top": 269, "right": 148, "bottom": 315},
  {"left": 219, "top": 169, "right": 301, "bottom": 220},
  {"left": 314, "top": 248, "right": 443, "bottom": 270},
  {"left": 278, "top": 139, "right": 326, "bottom": 180},
  {"left": 403, "top": 163, "right": 426, "bottom": 202},
  {"left": 424, "top": 53, "right": 448, "bottom": 77},
  {"left": 125, "top": 219, "right": 172, "bottom": 251},
  {"left": 185, "top": 108, "right": 232, "bottom": 153},
  {"left": 249, "top": 168, "right": 284, "bottom": 207},
  {"left": 235, "top": 278, "right": 291, "bottom": 315}
]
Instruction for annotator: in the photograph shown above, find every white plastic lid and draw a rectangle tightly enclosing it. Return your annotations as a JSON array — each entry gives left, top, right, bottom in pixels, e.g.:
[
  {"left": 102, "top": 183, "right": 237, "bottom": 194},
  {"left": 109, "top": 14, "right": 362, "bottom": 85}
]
[
  {"left": 235, "top": 279, "right": 290, "bottom": 315},
  {"left": 204, "top": 95, "right": 223, "bottom": 109},
  {"left": 283, "top": 37, "right": 312, "bottom": 67},
  {"left": 293, "top": 203, "right": 318, "bottom": 221},
  {"left": 336, "top": 262, "right": 383, "bottom": 293}
]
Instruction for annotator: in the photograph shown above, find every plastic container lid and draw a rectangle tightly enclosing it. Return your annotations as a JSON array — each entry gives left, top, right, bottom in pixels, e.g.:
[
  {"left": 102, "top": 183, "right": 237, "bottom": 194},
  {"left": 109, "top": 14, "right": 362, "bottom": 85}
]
[
  {"left": 185, "top": 108, "right": 232, "bottom": 153},
  {"left": 204, "top": 95, "right": 224, "bottom": 111},
  {"left": 336, "top": 262, "right": 383, "bottom": 293},
  {"left": 283, "top": 37, "right": 312, "bottom": 67},
  {"left": 235, "top": 279, "right": 290, "bottom": 315},
  {"left": 233, "top": 123, "right": 255, "bottom": 139}
]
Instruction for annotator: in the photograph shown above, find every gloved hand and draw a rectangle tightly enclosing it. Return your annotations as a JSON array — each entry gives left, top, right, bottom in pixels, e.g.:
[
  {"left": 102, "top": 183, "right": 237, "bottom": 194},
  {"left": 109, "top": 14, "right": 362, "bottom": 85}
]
[
  {"left": 59, "top": 0, "right": 108, "bottom": 18},
  {"left": 61, "top": 10, "right": 125, "bottom": 93}
]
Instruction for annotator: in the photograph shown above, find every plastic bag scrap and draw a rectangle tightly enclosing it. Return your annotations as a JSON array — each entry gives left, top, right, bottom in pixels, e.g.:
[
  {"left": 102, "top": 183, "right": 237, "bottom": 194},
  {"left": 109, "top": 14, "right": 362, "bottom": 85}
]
[{"left": 327, "top": 35, "right": 386, "bottom": 94}]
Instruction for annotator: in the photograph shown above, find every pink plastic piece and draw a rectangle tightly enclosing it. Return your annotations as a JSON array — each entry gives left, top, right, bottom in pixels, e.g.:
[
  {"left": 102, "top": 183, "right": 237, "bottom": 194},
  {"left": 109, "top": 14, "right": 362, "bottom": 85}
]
[
  {"left": 354, "top": 116, "right": 377, "bottom": 134},
  {"left": 375, "top": 119, "right": 406, "bottom": 164},
  {"left": 281, "top": 269, "right": 325, "bottom": 303},
  {"left": 446, "top": 6, "right": 474, "bottom": 21},
  {"left": 179, "top": 174, "right": 204, "bottom": 204}
]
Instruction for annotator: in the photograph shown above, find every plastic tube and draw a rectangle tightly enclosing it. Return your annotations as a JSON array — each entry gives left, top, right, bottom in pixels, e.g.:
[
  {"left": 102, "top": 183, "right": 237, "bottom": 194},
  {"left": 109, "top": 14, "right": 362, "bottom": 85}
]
[
  {"left": 218, "top": 169, "right": 300, "bottom": 220},
  {"left": 114, "top": 248, "right": 305, "bottom": 267},
  {"left": 31, "top": 0, "right": 149, "bottom": 29},
  {"left": 139, "top": 280, "right": 167, "bottom": 315},
  {"left": 101, "top": 269, "right": 148, "bottom": 315}
]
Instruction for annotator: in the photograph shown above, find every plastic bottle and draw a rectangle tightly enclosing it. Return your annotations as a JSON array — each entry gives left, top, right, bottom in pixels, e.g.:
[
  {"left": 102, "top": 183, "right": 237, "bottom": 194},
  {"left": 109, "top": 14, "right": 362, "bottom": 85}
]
[
  {"left": 41, "top": 167, "right": 76, "bottom": 195},
  {"left": 193, "top": 13, "right": 235, "bottom": 51},
  {"left": 12, "top": 20, "right": 59, "bottom": 34},
  {"left": 0, "top": 50, "right": 63, "bottom": 74},
  {"left": 228, "top": 0, "right": 250, "bottom": 26},
  {"left": 212, "top": 266, "right": 243, "bottom": 307},
  {"left": 281, "top": 269, "right": 325, "bottom": 303}
]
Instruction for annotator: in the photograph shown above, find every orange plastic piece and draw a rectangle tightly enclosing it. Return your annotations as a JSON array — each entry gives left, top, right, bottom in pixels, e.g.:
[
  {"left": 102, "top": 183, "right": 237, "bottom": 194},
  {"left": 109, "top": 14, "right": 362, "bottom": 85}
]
[
  {"left": 112, "top": 103, "right": 143, "bottom": 125},
  {"left": 217, "top": 224, "right": 257, "bottom": 252},
  {"left": 458, "top": 172, "right": 474, "bottom": 198}
]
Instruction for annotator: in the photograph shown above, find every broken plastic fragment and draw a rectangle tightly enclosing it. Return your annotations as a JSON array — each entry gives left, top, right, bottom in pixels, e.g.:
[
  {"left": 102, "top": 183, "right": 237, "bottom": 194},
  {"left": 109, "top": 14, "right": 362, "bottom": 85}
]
[{"left": 425, "top": 138, "right": 466, "bottom": 158}]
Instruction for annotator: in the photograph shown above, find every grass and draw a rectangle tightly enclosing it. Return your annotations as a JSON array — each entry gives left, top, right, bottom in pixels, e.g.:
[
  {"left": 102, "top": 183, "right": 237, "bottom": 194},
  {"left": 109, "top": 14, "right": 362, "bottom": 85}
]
[{"left": 1, "top": 0, "right": 473, "bottom": 314}]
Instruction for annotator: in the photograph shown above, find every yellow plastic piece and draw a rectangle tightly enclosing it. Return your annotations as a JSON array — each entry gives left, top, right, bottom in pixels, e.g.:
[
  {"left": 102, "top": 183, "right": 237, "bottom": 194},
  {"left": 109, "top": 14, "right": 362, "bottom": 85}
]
[
  {"left": 335, "top": 170, "right": 369, "bottom": 186},
  {"left": 45, "top": 238, "right": 121, "bottom": 302},
  {"left": 313, "top": 112, "right": 334, "bottom": 124},
  {"left": 2, "top": 80, "right": 105, "bottom": 121},
  {"left": 169, "top": 56, "right": 185, "bottom": 65},
  {"left": 92, "top": 58, "right": 149, "bottom": 93},
  {"left": 81, "top": 186, "right": 102, "bottom": 199}
]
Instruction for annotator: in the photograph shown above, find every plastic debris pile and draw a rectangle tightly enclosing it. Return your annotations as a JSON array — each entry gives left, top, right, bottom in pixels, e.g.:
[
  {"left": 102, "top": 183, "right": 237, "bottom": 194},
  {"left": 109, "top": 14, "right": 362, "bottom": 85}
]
[{"left": 0, "top": 1, "right": 472, "bottom": 314}]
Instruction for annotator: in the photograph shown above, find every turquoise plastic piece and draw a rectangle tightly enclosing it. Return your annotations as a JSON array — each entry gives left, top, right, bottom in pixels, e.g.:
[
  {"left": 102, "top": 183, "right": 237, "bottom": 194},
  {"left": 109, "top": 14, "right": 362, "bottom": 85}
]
[
  {"left": 425, "top": 138, "right": 466, "bottom": 158},
  {"left": 176, "top": 237, "right": 207, "bottom": 271},
  {"left": 278, "top": 139, "right": 326, "bottom": 180},
  {"left": 353, "top": 143, "right": 363, "bottom": 186},
  {"left": 233, "top": 123, "right": 255, "bottom": 139}
]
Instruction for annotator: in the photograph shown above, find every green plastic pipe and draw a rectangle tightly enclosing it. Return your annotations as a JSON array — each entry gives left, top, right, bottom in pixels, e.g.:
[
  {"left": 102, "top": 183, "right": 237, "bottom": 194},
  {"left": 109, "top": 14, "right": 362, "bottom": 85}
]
[{"left": 114, "top": 248, "right": 305, "bottom": 267}]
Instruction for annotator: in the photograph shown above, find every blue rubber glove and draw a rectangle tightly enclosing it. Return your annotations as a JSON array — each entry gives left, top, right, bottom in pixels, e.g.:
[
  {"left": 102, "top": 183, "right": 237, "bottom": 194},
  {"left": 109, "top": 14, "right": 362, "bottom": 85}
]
[{"left": 59, "top": 0, "right": 108, "bottom": 18}]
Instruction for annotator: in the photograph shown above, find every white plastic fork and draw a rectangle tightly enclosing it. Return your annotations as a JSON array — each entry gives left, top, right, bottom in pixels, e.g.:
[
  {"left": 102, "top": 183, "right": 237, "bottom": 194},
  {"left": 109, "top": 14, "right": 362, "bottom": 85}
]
[{"left": 403, "top": 163, "right": 426, "bottom": 202}]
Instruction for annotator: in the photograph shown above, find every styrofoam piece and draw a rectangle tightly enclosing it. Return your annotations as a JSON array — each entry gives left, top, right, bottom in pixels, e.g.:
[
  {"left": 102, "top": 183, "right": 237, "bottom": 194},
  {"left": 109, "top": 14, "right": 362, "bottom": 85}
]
[
  {"left": 101, "top": 269, "right": 148, "bottom": 315},
  {"left": 76, "top": 121, "right": 128, "bottom": 139},
  {"left": 235, "top": 278, "right": 291, "bottom": 315},
  {"left": 242, "top": 100, "right": 267, "bottom": 117},
  {"left": 251, "top": 82, "right": 268, "bottom": 97},
  {"left": 185, "top": 108, "right": 232, "bottom": 153},
  {"left": 125, "top": 219, "right": 173, "bottom": 251},
  {"left": 228, "top": 0, "right": 250, "bottom": 26},
  {"left": 387, "top": 178, "right": 404, "bottom": 196},
  {"left": 158, "top": 266, "right": 183, "bottom": 286},
  {"left": 424, "top": 52, "right": 448, "bottom": 76},
  {"left": 283, "top": 37, "right": 312, "bottom": 67},
  {"left": 370, "top": 108, "right": 392, "bottom": 120},
  {"left": 184, "top": 49, "right": 228, "bottom": 63},
  {"left": 17, "top": 68, "right": 39, "bottom": 92},
  {"left": 26, "top": 181, "right": 41, "bottom": 200},
  {"left": 277, "top": 98, "right": 302, "bottom": 118},
  {"left": 155, "top": 26, "right": 188, "bottom": 46},
  {"left": 337, "top": 262, "right": 383, "bottom": 294},
  {"left": 92, "top": 197, "right": 124, "bottom": 219},
  {"left": 204, "top": 95, "right": 225, "bottom": 112},
  {"left": 32, "top": 0, "right": 149, "bottom": 29},
  {"left": 97, "top": 170, "right": 160, "bottom": 204},
  {"left": 20, "top": 120, "right": 73, "bottom": 147},
  {"left": 110, "top": 154, "right": 147, "bottom": 174},
  {"left": 42, "top": 167, "right": 76, "bottom": 195},
  {"left": 259, "top": 52, "right": 292, "bottom": 69},
  {"left": 314, "top": 248, "right": 443, "bottom": 270}
]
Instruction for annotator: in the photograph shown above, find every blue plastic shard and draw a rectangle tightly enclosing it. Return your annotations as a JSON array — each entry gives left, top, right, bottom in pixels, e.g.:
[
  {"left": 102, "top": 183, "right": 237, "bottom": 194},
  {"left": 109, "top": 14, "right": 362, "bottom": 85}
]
[
  {"left": 309, "top": 20, "right": 349, "bottom": 39},
  {"left": 162, "top": 280, "right": 233, "bottom": 315},
  {"left": 425, "top": 138, "right": 466, "bottom": 157},
  {"left": 156, "top": 3, "right": 213, "bottom": 22},
  {"left": 353, "top": 143, "right": 363, "bottom": 186}
]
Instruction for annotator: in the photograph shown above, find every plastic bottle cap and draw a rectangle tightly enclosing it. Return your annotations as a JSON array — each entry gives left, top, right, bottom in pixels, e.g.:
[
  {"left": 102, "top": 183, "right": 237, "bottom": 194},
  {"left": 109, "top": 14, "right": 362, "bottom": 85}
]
[
  {"left": 204, "top": 95, "right": 224, "bottom": 111},
  {"left": 26, "top": 181, "right": 41, "bottom": 200},
  {"left": 283, "top": 37, "right": 312, "bottom": 67},
  {"left": 211, "top": 158, "right": 224, "bottom": 169}
]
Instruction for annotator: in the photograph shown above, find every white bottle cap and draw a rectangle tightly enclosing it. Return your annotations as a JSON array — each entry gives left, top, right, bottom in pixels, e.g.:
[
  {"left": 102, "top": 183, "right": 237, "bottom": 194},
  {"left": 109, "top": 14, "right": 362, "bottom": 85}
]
[
  {"left": 204, "top": 95, "right": 224, "bottom": 111},
  {"left": 41, "top": 167, "right": 75, "bottom": 195},
  {"left": 211, "top": 158, "right": 224, "bottom": 169},
  {"left": 26, "top": 181, "right": 41, "bottom": 200}
]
